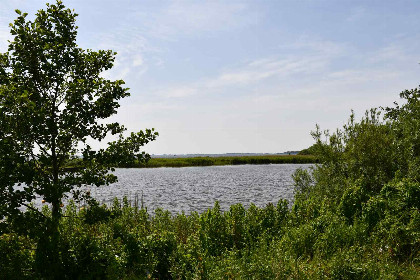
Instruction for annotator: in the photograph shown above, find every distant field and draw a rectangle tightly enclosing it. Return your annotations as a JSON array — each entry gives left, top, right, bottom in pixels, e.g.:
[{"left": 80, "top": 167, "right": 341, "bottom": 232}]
[{"left": 130, "top": 154, "right": 318, "bottom": 168}]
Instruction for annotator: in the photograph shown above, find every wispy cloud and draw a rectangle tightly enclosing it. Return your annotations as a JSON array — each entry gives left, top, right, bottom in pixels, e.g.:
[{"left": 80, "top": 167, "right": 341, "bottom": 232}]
[
  {"left": 83, "top": 1, "right": 257, "bottom": 87},
  {"left": 368, "top": 43, "right": 416, "bottom": 65},
  {"left": 97, "top": 32, "right": 151, "bottom": 80},
  {"left": 210, "top": 56, "right": 328, "bottom": 87},
  {"left": 142, "top": 34, "right": 419, "bottom": 143},
  {"left": 151, "top": 39, "right": 343, "bottom": 99},
  {"left": 156, "top": 86, "right": 197, "bottom": 98},
  {"left": 277, "top": 37, "right": 348, "bottom": 56}
]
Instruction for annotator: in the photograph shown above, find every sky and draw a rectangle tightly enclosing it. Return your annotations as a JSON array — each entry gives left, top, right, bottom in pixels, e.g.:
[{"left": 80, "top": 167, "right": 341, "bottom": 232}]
[{"left": 1, "top": 0, "right": 420, "bottom": 154}]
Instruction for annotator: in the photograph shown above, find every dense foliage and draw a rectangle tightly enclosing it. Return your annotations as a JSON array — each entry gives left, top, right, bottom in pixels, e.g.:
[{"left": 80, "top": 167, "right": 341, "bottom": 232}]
[
  {"left": 0, "top": 1, "right": 157, "bottom": 278},
  {"left": 298, "top": 143, "right": 322, "bottom": 155}
]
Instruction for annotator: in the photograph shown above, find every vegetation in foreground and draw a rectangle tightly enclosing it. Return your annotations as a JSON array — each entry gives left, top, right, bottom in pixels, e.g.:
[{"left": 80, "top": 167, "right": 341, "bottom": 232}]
[
  {"left": 2, "top": 88, "right": 420, "bottom": 279},
  {"left": 131, "top": 155, "right": 317, "bottom": 168}
]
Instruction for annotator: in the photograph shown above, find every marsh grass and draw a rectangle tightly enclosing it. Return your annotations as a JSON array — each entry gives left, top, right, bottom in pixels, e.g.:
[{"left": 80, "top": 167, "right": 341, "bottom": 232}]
[
  {"left": 1, "top": 195, "right": 418, "bottom": 279},
  {"left": 132, "top": 155, "right": 318, "bottom": 168}
]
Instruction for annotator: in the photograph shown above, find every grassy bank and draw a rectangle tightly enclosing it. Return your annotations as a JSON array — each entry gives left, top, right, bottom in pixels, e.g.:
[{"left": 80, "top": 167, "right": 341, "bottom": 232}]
[{"left": 131, "top": 154, "right": 318, "bottom": 168}]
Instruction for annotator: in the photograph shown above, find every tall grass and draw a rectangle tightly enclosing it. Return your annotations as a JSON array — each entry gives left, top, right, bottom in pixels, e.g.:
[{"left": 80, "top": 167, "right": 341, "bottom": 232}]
[
  {"left": 131, "top": 155, "right": 318, "bottom": 168},
  {"left": 1, "top": 194, "right": 418, "bottom": 279}
]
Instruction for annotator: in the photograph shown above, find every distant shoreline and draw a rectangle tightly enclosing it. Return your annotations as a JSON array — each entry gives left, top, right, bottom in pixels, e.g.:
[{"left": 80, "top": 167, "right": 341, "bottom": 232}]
[
  {"left": 150, "top": 151, "right": 301, "bottom": 159},
  {"left": 127, "top": 154, "right": 318, "bottom": 168}
]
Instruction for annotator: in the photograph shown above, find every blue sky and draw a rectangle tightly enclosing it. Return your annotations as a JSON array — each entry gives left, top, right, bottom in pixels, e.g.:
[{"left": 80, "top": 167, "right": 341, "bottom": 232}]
[{"left": 1, "top": 0, "right": 420, "bottom": 154}]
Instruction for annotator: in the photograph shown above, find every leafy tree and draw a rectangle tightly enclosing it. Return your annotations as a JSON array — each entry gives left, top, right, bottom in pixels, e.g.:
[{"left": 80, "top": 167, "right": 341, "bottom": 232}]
[
  {"left": 303, "top": 109, "right": 396, "bottom": 202},
  {"left": 297, "top": 143, "right": 320, "bottom": 155},
  {"left": 0, "top": 1, "right": 157, "bottom": 277},
  {"left": 384, "top": 86, "right": 420, "bottom": 181}
]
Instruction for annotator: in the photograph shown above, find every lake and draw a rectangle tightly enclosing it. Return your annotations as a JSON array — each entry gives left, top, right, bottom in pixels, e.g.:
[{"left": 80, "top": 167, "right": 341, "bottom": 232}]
[{"left": 84, "top": 163, "right": 313, "bottom": 214}]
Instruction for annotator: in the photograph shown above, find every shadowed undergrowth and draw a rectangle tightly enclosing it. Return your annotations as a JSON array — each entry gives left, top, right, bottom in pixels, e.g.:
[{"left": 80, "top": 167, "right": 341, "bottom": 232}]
[{"left": 1, "top": 191, "right": 418, "bottom": 279}]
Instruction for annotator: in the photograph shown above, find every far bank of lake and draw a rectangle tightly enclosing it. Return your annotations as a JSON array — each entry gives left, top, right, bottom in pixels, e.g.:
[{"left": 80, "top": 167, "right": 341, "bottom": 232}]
[{"left": 130, "top": 154, "right": 317, "bottom": 168}]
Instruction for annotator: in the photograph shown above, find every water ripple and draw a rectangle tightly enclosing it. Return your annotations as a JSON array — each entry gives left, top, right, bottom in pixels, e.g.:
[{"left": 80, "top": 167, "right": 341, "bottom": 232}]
[{"left": 86, "top": 164, "right": 313, "bottom": 214}]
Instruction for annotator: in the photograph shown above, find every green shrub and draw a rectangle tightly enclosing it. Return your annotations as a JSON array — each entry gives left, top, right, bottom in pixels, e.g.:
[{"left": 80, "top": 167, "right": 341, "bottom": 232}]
[{"left": 0, "top": 234, "right": 34, "bottom": 280}]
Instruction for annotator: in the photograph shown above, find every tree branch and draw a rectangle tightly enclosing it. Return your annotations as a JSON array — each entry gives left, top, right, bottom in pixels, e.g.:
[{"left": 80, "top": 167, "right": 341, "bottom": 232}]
[{"left": 20, "top": 202, "right": 48, "bottom": 219}]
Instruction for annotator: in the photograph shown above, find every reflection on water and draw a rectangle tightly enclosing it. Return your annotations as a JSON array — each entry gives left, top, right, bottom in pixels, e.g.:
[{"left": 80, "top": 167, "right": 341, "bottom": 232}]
[{"left": 83, "top": 164, "right": 313, "bottom": 214}]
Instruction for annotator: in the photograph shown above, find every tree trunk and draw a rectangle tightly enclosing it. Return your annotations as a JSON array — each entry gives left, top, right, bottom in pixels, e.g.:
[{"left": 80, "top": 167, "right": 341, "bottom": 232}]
[
  {"left": 35, "top": 201, "right": 62, "bottom": 279},
  {"left": 49, "top": 132, "right": 63, "bottom": 279},
  {"left": 36, "top": 123, "right": 63, "bottom": 279}
]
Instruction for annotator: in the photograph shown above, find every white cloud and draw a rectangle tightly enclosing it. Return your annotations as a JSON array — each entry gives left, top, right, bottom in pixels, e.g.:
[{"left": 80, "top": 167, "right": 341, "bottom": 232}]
[
  {"left": 278, "top": 37, "right": 348, "bottom": 57},
  {"left": 325, "top": 69, "right": 400, "bottom": 84},
  {"left": 210, "top": 57, "right": 328, "bottom": 87},
  {"left": 97, "top": 32, "right": 150, "bottom": 80},
  {"left": 159, "top": 86, "right": 197, "bottom": 98},
  {"left": 368, "top": 44, "right": 411, "bottom": 65},
  {"left": 132, "top": 54, "right": 144, "bottom": 67}
]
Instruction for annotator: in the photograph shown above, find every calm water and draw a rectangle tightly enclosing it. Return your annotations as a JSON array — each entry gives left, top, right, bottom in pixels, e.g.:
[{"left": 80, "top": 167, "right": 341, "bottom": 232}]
[{"left": 83, "top": 164, "right": 312, "bottom": 214}]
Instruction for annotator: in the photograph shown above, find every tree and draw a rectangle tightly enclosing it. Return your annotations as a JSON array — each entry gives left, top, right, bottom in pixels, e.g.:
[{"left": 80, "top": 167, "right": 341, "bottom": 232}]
[
  {"left": 297, "top": 143, "right": 320, "bottom": 155},
  {"left": 0, "top": 1, "right": 158, "bottom": 277},
  {"left": 384, "top": 86, "right": 420, "bottom": 181}
]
